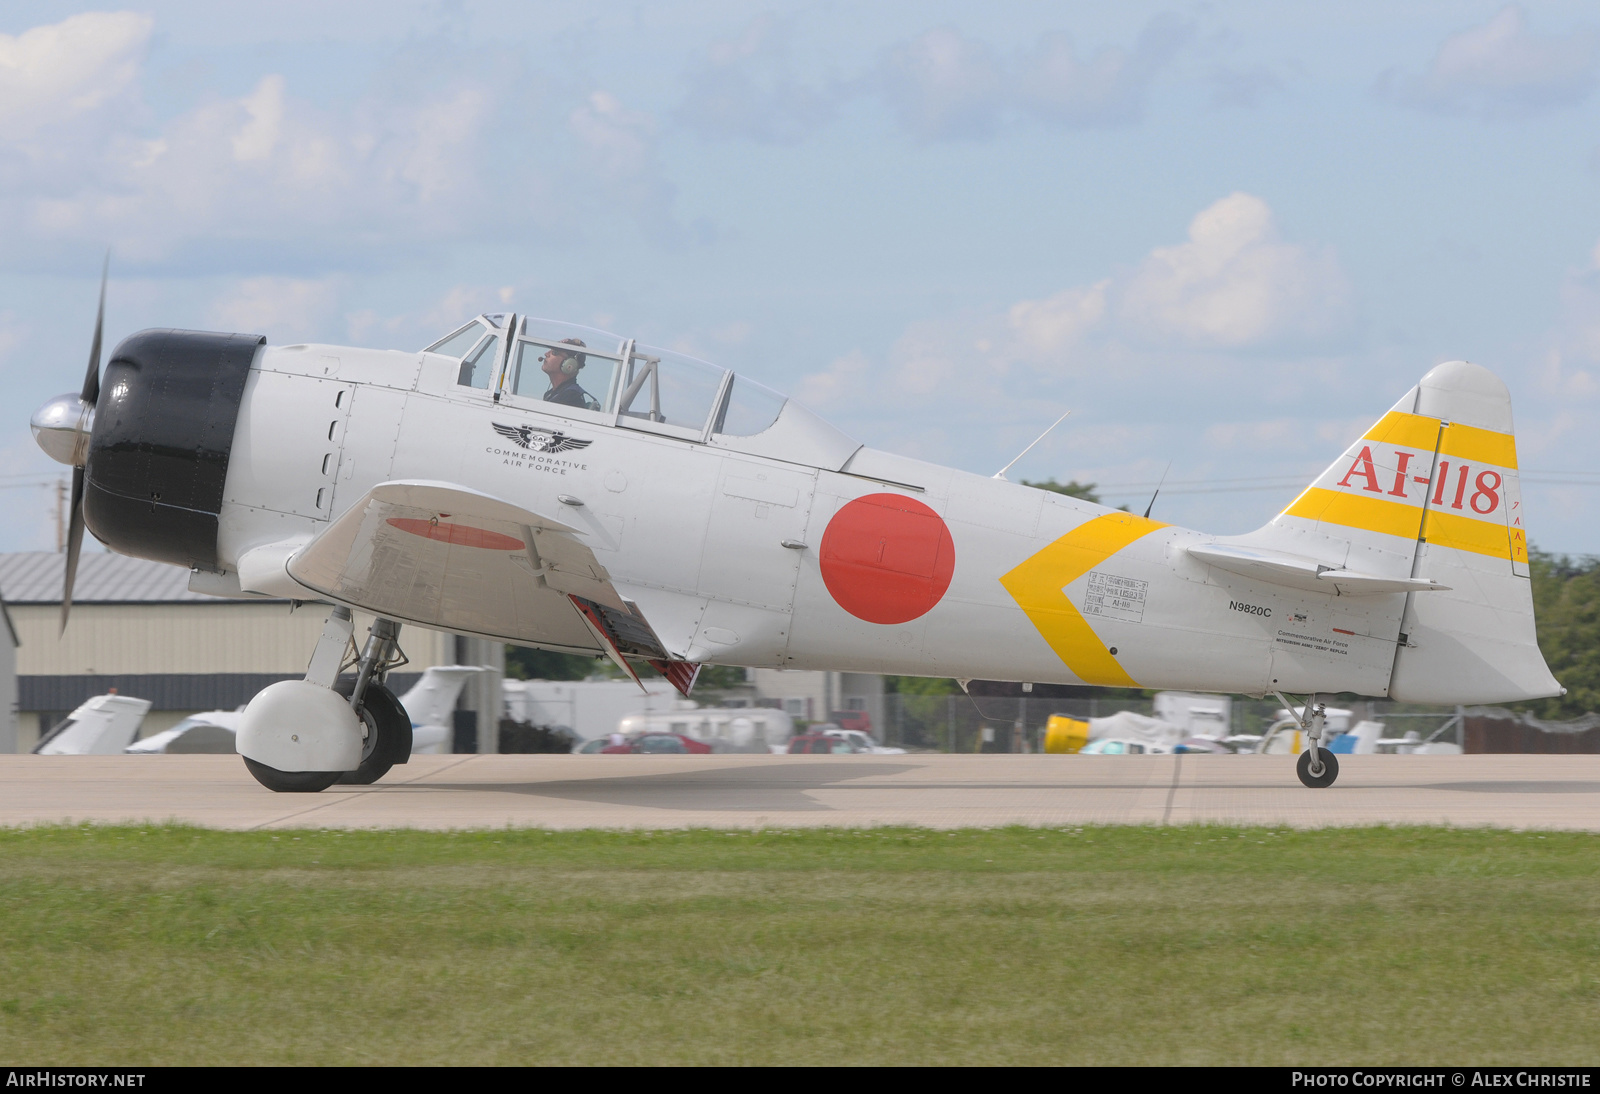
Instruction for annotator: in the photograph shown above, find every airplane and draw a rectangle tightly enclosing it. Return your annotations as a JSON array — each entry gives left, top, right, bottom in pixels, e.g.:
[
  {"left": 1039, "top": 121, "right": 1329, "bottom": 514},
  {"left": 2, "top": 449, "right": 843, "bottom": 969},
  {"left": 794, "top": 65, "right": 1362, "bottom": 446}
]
[
  {"left": 29, "top": 268, "right": 1561, "bottom": 792},
  {"left": 33, "top": 693, "right": 153, "bottom": 755}
]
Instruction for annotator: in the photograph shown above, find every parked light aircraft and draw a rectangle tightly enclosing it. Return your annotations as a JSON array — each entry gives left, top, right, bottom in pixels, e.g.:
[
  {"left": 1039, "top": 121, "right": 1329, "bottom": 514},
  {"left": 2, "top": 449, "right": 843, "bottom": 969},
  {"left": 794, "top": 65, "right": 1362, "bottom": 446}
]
[{"left": 30, "top": 271, "right": 1561, "bottom": 791}]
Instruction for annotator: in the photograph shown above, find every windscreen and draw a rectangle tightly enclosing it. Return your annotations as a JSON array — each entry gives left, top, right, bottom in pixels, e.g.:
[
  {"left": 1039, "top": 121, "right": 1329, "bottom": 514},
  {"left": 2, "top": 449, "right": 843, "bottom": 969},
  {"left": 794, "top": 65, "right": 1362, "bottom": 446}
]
[
  {"left": 715, "top": 375, "right": 788, "bottom": 436},
  {"left": 425, "top": 322, "right": 487, "bottom": 357}
]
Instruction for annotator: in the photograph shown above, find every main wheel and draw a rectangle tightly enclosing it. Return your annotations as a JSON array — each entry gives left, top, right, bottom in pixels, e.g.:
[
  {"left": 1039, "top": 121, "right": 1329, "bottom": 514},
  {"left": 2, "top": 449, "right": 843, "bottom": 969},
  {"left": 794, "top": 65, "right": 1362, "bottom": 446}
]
[
  {"left": 243, "top": 757, "right": 342, "bottom": 794},
  {"left": 334, "top": 680, "right": 413, "bottom": 785},
  {"left": 1296, "top": 747, "right": 1340, "bottom": 788}
]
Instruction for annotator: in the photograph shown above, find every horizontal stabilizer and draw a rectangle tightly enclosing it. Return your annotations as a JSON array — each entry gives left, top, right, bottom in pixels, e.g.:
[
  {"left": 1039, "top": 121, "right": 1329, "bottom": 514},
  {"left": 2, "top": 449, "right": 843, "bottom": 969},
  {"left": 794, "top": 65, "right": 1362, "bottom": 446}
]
[{"left": 1187, "top": 543, "right": 1449, "bottom": 597}]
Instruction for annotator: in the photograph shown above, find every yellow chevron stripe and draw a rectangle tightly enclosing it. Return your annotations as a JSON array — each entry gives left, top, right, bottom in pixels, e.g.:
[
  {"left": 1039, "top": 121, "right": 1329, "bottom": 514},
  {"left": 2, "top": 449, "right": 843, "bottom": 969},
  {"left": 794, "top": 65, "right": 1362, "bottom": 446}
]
[
  {"left": 1437, "top": 422, "right": 1518, "bottom": 469},
  {"left": 1424, "top": 509, "right": 1512, "bottom": 560},
  {"left": 1000, "top": 513, "right": 1166, "bottom": 687},
  {"left": 1363, "top": 411, "right": 1439, "bottom": 451},
  {"left": 1281, "top": 487, "right": 1424, "bottom": 539}
]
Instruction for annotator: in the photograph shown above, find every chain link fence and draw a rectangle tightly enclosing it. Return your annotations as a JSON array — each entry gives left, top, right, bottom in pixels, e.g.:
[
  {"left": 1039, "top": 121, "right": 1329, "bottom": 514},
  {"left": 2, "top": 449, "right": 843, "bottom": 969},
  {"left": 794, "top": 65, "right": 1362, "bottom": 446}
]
[{"left": 880, "top": 693, "right": 1470, "bottom": 753}]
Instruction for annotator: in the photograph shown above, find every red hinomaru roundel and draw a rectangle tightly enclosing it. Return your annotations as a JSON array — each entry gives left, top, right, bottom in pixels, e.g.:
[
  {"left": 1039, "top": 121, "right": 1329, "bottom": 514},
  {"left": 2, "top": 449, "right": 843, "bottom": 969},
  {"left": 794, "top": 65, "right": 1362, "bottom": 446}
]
[{"left": 819, "top": 493, "right": 955, "bottom": 625}]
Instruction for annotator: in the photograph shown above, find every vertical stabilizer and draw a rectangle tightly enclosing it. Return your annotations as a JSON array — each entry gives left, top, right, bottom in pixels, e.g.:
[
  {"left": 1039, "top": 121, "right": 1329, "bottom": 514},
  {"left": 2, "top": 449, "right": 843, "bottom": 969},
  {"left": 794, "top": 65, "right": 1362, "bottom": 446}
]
[
  {"left": 1231, "top": 360, "right": 1559, "bottom": 704},
  {"left": 1387, "top": 361, "right": 1558, "bottom": 703}
]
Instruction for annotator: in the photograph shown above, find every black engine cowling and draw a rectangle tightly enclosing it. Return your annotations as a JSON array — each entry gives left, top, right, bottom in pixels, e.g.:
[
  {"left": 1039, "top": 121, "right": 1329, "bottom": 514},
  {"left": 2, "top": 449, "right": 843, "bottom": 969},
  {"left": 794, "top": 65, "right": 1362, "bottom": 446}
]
[{"left": 83, "top": 329, "right": 263, "bottom": 572}]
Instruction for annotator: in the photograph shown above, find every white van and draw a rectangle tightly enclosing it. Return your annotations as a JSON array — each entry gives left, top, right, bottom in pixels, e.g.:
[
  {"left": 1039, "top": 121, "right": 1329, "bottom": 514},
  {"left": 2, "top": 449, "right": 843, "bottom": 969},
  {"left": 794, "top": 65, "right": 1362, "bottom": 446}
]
[{"left": 614, "top": 708, "right": 795, "bottom": 754}]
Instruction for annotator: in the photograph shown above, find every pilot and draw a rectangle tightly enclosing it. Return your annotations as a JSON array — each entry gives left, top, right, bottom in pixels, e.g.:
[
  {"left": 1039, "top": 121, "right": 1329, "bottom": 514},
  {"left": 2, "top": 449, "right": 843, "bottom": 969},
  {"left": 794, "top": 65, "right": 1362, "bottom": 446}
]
[{"left": 541, "top": 338, "right": 599, "bottom": 411}]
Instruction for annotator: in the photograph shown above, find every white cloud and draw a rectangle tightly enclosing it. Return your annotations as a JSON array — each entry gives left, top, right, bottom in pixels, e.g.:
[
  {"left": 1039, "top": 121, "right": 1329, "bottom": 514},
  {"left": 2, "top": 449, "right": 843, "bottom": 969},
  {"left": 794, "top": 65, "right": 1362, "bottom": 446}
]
[
  {"left": 879, "top": 28, "right": 1004, "bottom": 140},
  {"left": 1546, "top": 259, "right": 1600, "bottom": 397},
  {"left": 798, "top": 192, "right": 1351, "bottom": 432},
  {"left": 231, "top": 74, "right": 285, "bottom": 162},
  {"left": 676, "top": 16, "right": 836, "bottom": 144},
  {"left": 795, "top": 348, "right": 872, "bottom": 407},
  {"left": 570, "top": 91, "right": 687, "bottom": 245},
  {"left": 210, "top": 276, "right": 343, "bottom": 343},
  {"left": 1209, "top": 65, "right": 1288, "bottom": 109},
  {"left": 0, "top": 11, "right": 150, "bottom": 142},
  {"left": 1380, "top": 5, "right": 1599, "bottom": 119},
  {"left": 871, "top": 18, "right": 1189, "bottom": 142},
  {"left": 0, "top": 12, "right": 716, "bottom": 272},
  {"left": 1007, "top": 281, "right": 1108, "bottom": 355},
  {"left": 1119, "top": 193, "right": 1352, "bottom": 348},
  {"left": 1015, "top": 16, "right": 1191, "bottom": 127},
  {"left": 3, "top": 43, "right": 503, "bottom": 267}
]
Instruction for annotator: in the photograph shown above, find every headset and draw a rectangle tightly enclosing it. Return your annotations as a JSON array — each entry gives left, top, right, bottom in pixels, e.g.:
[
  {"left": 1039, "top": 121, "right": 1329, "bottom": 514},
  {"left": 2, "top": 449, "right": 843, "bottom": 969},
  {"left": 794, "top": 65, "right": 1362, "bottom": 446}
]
[{"left": 556, "top": 339, "right": 587, "bottom": 376}]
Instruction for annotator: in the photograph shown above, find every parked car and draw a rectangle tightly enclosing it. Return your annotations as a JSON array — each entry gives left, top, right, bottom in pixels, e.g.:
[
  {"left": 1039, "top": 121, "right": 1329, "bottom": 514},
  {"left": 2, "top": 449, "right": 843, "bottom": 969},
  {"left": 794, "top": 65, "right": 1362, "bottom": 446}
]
[
  {"left": 829, "top": 710, "right": 873, "bottom": 734},
  {"left": 788, "top": 731, "right": 870, "bottom": 755},
  {"left": 598, "top": 732, "right": 714, "bottom": 755},
  {"left": 821, "top": 727, "right": 906, "bottom": 755},
  {"left": 616, "top": 708, "right": 794, "bottom": 753}
]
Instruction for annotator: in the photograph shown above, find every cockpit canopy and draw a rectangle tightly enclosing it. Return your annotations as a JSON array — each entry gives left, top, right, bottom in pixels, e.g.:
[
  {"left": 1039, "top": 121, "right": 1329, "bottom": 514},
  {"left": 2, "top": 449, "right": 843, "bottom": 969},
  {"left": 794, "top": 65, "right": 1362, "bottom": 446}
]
[
  {"left": 422, "top": 313, "right": 860, "bottom": 470},
  {"left": 425, "top": 314, "right": 793, "bottom": 441}
]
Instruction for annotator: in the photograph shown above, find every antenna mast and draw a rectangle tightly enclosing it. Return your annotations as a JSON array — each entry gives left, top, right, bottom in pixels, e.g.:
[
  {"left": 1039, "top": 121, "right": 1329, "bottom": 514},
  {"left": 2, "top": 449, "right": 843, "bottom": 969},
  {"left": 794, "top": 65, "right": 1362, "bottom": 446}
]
[{"left": 993, "top": 410, "right": 1072, "bottom": 482}]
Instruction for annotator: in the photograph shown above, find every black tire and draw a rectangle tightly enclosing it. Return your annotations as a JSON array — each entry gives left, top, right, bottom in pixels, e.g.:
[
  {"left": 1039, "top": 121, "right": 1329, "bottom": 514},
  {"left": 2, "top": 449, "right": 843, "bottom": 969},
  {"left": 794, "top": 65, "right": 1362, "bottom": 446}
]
[
  {"left": 1296, "top": 747, "right": 1340, "bottom": 788},
  {"left": 242, "top": 757, "right": 342, "bottom": 794},
  {"left": 334, "top": 680, "right": 412, "bottom": 785}
]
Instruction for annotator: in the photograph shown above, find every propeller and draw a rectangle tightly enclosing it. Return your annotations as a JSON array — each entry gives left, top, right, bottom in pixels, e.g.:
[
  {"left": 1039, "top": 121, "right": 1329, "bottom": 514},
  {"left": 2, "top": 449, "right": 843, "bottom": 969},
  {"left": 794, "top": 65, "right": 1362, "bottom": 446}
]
[{"left": 60, "top": 254, "right": 108, "bottom": 633}]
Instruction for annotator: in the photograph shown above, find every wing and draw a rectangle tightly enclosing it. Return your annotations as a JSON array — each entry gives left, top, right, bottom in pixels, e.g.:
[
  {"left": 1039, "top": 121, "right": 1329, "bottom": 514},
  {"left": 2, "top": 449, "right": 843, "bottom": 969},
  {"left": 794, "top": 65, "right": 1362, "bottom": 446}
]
[
  {"left": 285, "top": 479, "right": 629, "bottom": 651},
  {"left": 283, "top": 478, "right": 700, "bottom": 693},
  {"left": 548, "top": 435, "right": 593, "bottom": 453},
  {"left": 491, "top": 422, "right": 528, "bottom": 447}
]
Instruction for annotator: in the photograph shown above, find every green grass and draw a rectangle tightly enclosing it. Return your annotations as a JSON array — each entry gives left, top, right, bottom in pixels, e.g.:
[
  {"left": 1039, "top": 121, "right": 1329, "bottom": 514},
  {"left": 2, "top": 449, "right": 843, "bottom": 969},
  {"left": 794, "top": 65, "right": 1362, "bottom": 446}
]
[{"left": 2, "top": 825, "right": 1598, "bottom": 1065}]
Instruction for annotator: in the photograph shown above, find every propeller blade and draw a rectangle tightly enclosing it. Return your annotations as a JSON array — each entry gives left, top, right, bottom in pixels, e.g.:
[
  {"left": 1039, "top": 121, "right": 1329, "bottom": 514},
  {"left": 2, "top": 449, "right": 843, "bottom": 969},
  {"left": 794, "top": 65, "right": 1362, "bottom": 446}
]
[
  {"left": 81, "top": 253, "right": 107, "bottom": 406},
  {"left": 61, "top": 466, "right": 86, "bottom": 634}
]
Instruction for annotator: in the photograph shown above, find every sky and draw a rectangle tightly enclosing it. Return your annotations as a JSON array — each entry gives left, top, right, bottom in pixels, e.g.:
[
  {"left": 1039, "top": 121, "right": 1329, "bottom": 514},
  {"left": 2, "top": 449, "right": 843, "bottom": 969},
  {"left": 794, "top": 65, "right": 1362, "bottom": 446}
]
[{"left": 2, "top": 1, "right": 1599, "bottom": 553}]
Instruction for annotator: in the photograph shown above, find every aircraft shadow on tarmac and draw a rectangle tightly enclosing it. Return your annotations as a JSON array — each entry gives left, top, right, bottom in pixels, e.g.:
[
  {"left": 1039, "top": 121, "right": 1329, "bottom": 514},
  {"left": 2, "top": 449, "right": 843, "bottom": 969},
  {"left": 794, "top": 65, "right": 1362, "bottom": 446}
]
[
  {"left": 1420, "top": 781, "right": 1600, "bottom": 794},
  {"left": 389, "top": 767, "right": 1600, "bottom": 812},
  {"left": 404, "top": 761, "right": 919, "bottom": 812}
]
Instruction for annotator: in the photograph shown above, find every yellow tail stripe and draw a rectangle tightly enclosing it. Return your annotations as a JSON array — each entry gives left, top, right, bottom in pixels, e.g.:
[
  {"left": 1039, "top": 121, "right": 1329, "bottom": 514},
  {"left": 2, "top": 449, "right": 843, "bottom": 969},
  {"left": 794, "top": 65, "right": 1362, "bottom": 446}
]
[
  {"left": 1423, "top": 509, "right": 1513, "bottom": 560},
  {"left": 1000, "top": 513, "right": 1166, "bottom": 687},
  {"left": 1363, "top": 411, "right": 1439, "bottom": 451},
  {"left": 1437, "top": 422, "right": 1518, "bottom": 469},
  {"left": 1282, "top": 487, "right": 1424, "bottom": 539}
]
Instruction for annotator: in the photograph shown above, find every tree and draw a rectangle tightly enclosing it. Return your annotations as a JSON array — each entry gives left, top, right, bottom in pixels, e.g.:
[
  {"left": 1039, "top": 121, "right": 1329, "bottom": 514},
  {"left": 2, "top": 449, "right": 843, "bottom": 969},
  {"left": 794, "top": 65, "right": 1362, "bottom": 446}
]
[
  {"left": 694, "top": 665, "right": 749, "bottom": 691},
  {"left": 1021, "top": 478, "right": 1102, "bottom": 503},
  {"left": 1021, "top": 478, "right": 1130, "bottom": 512},
  {"left": 504, "top": 647, "right": 604, "bottom": 681},
  {"left": 1523, "top": 549, "right": 1600, "bottom": 718}
]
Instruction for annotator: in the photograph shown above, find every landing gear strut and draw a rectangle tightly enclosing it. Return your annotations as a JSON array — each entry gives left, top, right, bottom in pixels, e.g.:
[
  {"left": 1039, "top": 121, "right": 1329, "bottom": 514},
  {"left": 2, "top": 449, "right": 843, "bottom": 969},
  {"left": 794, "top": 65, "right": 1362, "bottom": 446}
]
[
  {"left": 240, "top": 608, "right": 411, "bottom": 793},
  {"left": 1275, "top": 691, "right": 1340, "bottom": 789}
]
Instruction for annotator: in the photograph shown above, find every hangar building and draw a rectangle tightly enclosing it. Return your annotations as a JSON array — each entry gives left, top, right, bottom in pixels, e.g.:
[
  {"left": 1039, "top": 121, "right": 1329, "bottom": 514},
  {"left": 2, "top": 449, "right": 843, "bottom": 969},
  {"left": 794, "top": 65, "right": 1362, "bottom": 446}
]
[{"left": 0, "top": 551, "right": 463, "bottom": 752}]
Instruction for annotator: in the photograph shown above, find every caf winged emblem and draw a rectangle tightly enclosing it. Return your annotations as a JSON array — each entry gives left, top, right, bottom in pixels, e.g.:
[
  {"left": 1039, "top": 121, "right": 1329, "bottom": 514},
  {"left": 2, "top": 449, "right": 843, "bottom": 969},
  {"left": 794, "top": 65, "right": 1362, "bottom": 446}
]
[{"left": 492, "top": 422, "right": 594, "bottom": 454}]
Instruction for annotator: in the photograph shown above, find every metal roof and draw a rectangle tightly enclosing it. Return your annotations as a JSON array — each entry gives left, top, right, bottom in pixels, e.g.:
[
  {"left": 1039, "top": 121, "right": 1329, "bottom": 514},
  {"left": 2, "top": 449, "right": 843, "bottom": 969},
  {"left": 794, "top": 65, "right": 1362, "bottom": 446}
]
[{"left": 0, "top": 551, "right": 213, "bottom": 604}]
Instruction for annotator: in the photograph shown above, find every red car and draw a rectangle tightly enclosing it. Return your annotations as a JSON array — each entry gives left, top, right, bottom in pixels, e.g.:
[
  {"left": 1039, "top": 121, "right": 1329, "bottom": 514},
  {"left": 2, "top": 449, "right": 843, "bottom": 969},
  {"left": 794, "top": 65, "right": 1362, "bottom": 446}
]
[
  {"left": 787, "top": 732, "right": 869, "bottom": 755},
  {"left": 600, "top": 732, "right": 713, "bottom": 755}
]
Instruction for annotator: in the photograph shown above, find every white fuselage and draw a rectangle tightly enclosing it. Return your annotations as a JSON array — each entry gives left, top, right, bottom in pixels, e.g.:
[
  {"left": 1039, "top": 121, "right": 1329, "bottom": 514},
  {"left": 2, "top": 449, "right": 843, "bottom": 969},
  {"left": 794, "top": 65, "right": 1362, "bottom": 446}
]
[{"left": 208, "top": 341, "right": 1550, "bottom": 704}]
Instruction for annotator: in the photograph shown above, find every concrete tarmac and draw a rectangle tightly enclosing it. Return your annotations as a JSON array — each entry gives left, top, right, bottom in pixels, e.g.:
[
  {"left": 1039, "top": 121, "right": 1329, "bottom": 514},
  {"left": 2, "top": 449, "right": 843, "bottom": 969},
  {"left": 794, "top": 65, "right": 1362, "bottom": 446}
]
[{"left": 2, "top": 752, "right": 1598, "bottom": 830}]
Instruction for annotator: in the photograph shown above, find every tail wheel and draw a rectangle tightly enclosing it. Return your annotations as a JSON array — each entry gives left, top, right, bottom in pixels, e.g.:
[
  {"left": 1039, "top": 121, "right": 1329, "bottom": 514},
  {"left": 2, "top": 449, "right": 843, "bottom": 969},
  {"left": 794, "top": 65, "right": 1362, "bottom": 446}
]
[
  {"left": 334, "top": 680, "right": 413, "bottom": 786},
  {"left": 1296, "top": 747, "right": 1340, "bottom": 789},
  {"left": 243, "top": 758, "right": 342, "bottom": 794}
]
